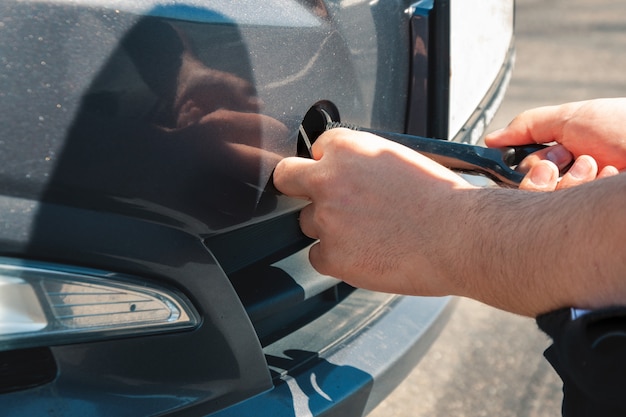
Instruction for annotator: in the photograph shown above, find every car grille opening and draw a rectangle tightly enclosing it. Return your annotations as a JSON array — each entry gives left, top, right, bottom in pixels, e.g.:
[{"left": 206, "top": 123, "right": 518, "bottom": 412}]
[
  {"left": 204, "top": 212, "right": 354, "bottom": 347},
  {"left": 229, "top": 265, "right": 354, "bottom": 346}
]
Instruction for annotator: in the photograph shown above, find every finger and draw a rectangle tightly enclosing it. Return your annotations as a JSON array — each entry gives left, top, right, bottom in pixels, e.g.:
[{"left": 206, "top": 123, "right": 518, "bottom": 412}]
[
  {"left": 298, "top": 203, "right": 319, "bottom": 240},
  {"left": 272, "top": 157, "right": 317, "bottom": 199},
  {"left": 517, "top": 144, "right": 573, "bottom": 174},
  {"left": 598, "top": 165, "right": 620, "bottom": 179},
  {"left": 485, "top": 102, "right": 581, "bottom": 147},
  {"left": 308, "top": 241, "right": 335, "bottom": 278},
  {"left": 519, "top": 160, "right": 559, "bottom": 192},
  {"left": 556, "top": 155, "right": 598, "bottom": 190},
  {"left": 308, "top": 242, "right": 324, "bottom": 274},
  {"left": 309, "top": 127, "right": 352, "bottom": 161}
]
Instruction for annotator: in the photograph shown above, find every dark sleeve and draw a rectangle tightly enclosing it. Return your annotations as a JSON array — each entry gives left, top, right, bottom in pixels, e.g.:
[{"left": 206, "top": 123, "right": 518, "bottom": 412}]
[{"left": 536, "top": 307, "right": 626, "bottom": 417}]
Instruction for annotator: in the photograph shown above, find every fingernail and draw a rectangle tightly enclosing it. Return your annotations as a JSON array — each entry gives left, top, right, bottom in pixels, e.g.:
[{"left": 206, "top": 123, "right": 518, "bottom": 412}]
[
  {"left": 528, "top": 163, "right": 555, "bottom": 187},
  {"left": 599, "top": 165, "right": 620, "bottom": 178},
  {"left": 567, "top": 157, "right": 593, "bottom": 179},
  {"left": 546, "top": 146, "right": 572, "bottom": 167}
]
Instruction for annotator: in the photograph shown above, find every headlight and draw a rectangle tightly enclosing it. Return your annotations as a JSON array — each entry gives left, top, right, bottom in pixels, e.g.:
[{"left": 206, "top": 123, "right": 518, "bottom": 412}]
[{"left": 0, "top": 258, "right": 199, "bottom": 351}]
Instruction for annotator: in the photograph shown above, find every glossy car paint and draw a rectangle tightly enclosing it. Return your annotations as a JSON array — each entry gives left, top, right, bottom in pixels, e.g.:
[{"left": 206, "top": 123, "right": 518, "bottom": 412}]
[
  {"left": 0, "top": 0, "right": 513, "bottom": 415},
  {"left": 0, "top": 0, "right": 411, "bottom": 233}
]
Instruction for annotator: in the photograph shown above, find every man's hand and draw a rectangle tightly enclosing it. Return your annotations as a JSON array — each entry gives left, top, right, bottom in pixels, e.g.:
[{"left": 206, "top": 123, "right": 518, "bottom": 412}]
[
  {"left": 273, "top": 128, "right": 475, "bottom": 296},
  {"left": 485, "top": 98, "right": 624, "bottom": 191},
  {"left": 274, "top": 119, "right": 626, "bottom": 317}
]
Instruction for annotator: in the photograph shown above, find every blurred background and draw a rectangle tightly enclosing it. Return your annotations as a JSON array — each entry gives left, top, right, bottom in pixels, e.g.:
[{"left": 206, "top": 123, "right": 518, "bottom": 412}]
[{"left": 369, "top": 0, "right": 626, "bottom": 416}]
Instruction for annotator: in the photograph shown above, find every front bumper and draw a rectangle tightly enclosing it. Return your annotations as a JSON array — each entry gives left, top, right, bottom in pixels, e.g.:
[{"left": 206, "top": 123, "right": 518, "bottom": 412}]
[{"left": 209, "top": 293, "right": 456, "bottom": 417}]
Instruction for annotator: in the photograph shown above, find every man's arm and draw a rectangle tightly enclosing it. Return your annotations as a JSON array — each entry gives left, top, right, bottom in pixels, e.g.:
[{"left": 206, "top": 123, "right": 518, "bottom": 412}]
[
  {"left": 452, "top": 174, "right": 626, "bottom": 316},
  {"left": 273, "top": 128, "right": 626, "bottom": 317}
]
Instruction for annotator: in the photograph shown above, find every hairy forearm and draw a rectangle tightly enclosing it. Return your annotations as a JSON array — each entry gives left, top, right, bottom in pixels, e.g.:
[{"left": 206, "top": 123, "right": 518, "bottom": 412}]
[{"left": 445, "top": 174, "right": 626, "bottom": 317}]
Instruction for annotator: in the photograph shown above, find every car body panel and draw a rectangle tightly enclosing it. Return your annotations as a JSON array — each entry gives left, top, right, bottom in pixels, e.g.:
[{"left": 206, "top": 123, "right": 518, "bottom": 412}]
[
  {"left": 0, "top": 0, "right": 410, "bottom": 235},
  {"left": 449, "top": 0, "right": 514, "bottom": 140}
]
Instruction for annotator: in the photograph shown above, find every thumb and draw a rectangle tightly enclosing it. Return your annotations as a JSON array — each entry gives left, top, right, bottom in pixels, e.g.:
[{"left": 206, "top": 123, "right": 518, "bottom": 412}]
[{"left": 519, "top": 160, "right": 559, "bottom": 192}]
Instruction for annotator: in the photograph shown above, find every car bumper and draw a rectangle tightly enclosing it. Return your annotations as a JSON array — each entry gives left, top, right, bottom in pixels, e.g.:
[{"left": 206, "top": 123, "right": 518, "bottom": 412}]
[{"left": 209, "top": 293, "right": 456, "bottom": 417}]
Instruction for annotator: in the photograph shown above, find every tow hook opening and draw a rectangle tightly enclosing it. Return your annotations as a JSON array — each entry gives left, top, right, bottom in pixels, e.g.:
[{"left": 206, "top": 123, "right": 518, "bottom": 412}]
[{"left": 297, "top": 102, "right": 340, "bottom": 158}]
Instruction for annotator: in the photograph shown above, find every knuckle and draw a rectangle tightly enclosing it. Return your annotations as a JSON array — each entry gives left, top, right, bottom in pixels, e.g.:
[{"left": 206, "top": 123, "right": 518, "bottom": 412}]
[{"left": 272, "top": 159, "right": 289, "bottom": 185}]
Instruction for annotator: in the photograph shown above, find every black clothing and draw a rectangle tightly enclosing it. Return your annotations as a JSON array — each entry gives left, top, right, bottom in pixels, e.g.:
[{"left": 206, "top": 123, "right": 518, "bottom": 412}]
[{"left": 537, "top": 307, "right": 626, "bottom": 417}]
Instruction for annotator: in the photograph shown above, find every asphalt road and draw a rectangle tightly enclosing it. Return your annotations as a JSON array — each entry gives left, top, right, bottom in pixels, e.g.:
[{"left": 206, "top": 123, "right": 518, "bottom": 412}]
[{"left": 369, "top": 0, "right": 626, "bottom": 416}]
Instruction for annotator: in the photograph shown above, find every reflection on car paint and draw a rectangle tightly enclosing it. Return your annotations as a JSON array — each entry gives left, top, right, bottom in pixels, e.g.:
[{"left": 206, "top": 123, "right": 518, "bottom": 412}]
[{"left": 45, "top": 17, "right": 286, "bottom": 229}]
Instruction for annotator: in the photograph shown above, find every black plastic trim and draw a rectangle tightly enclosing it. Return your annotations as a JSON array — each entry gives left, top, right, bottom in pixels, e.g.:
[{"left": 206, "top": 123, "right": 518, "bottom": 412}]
[
  {"left": 0, "top": 347, "right": 57, "bottom": 394},
  {"left": 407, "top": 0, "right": 450, "bottom": 138},
  {"left": 204, "top": 212, "right": 314, "bottom": 276}
]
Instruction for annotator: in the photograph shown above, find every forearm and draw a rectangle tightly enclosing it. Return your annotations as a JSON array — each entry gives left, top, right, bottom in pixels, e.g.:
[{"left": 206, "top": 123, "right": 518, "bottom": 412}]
[{"left": 448, "top": 174, "right": 626, "bottom": 316}]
